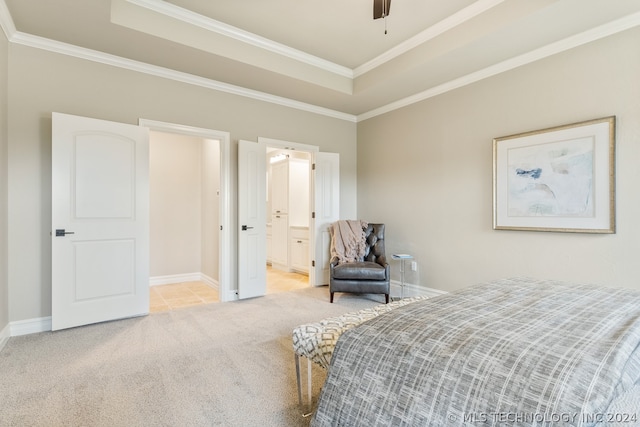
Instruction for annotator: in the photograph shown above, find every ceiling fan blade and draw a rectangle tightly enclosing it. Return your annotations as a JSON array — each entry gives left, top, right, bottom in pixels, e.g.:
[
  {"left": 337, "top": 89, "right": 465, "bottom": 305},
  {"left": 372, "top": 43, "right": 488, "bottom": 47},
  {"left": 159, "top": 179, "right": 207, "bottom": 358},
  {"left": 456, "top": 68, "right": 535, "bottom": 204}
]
[{"left": 373, "top": 0, "right": 391, "bottom": 20}]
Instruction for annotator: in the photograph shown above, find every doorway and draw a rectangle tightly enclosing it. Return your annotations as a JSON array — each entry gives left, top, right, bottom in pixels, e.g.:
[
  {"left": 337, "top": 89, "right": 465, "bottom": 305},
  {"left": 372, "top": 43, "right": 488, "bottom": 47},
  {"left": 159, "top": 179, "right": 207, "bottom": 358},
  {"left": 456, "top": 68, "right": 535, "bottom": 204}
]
[
  {"left": 148, "top": 131, "right": 221, "bottom": 310},
  {"left": 261, "top": 136, "right": 330, "bottom": 292},
  {"left": 140, "top": 119, "right": 232, "bottom": 301},
  {"left": 266, "top": 147, "right": 311, "bottom": 289},
  {"left": 238, "top": 138, "right": 338, "bottom": 299}
]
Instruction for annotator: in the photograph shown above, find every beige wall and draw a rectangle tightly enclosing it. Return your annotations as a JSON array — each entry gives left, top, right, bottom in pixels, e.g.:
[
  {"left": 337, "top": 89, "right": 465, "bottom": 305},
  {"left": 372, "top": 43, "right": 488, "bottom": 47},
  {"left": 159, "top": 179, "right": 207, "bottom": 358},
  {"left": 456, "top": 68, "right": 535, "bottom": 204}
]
[
  {"left": 0, "top": 30, "right": 8, "bottom": 334},
  {"left": 357, "top": 27, "right": 640, "bottom": 293},
  {"left": 202, "top": 138, "right": 220, "bottom": 282},
  {"left": 149, "top": 132, "right": 220, "bottom": 282},
  {"left": 149, "top": 131, "right": 204, "bottom": 277},
  {"left": 7, "top": 44, "right": 357, "bottom": 322}
]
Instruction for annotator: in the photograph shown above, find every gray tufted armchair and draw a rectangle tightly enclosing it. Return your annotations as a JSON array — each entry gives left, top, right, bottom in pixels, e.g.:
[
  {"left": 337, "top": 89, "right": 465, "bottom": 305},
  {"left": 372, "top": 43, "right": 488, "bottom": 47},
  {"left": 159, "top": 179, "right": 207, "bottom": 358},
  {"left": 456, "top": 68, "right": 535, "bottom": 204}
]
[{"left": 330, "top": 223, "right": 390, "bottom": 303}]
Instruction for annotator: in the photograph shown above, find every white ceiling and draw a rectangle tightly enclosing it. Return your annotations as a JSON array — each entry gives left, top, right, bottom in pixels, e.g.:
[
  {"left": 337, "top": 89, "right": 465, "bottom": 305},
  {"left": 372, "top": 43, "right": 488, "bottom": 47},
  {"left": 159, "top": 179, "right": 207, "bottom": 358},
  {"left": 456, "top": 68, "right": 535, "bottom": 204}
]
[{"left": 2, "top": 0, "right": 640, "bottom": 121}]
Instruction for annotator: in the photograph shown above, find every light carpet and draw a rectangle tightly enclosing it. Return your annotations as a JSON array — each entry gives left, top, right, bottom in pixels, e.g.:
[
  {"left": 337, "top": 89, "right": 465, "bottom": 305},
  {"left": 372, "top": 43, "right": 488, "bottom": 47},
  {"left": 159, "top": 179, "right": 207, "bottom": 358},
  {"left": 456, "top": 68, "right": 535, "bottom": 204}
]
[{"left": 0, "top": 286, "right": 384, "bottom": 427}]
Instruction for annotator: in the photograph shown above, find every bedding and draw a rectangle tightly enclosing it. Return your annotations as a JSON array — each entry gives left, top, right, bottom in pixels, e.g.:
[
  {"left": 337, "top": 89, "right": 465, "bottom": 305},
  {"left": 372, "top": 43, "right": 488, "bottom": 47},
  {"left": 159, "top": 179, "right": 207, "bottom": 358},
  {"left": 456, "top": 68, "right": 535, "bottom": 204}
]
[{"left": 311, "top": 278, "right": 640, "bottom": 426}]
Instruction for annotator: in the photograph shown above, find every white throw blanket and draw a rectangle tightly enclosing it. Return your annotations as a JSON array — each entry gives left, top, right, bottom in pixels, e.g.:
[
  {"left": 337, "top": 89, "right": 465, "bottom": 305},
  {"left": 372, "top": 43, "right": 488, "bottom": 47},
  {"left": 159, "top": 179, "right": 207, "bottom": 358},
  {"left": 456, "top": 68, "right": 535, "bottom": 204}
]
[{"left": 330, "top": 220, "right": 368, "bottom": 263}]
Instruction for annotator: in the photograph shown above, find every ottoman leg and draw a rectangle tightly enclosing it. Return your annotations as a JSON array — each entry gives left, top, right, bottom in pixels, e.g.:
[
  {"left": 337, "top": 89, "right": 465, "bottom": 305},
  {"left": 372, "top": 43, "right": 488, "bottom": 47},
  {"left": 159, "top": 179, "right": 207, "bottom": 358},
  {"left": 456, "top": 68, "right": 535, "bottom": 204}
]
[
  {"left": 295, "top": 353, "right": 302, "bottom": 406},
  {"left": 307, "top": 358, "right": 313, "bottom": 412},
  {"left": 296, "top": 354, "right": 314, "bottom": 417}
]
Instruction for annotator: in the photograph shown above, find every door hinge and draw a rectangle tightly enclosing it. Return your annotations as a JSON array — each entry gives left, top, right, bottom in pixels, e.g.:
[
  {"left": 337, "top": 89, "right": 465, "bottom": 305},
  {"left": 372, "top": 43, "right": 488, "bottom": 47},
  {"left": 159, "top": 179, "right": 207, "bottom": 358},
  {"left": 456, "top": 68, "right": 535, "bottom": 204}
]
[
  {"left": 312, "top": 212, "right": 315, "bottom": 219},
  {"left": 312, "top": 260, "right": 315, "bottom": 267},
  {"left": 312, "top": 163, "right": 316, "bottom": 170},
  {"left": 220, "top": 225, "right": 223, "bottom": 231}
]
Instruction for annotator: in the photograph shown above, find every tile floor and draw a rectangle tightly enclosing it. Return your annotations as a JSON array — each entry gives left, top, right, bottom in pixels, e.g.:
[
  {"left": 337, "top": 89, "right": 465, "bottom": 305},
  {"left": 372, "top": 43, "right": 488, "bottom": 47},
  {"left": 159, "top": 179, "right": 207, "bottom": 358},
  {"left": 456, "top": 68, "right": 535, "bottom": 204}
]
[
  {"left": 150, "top": 266, "right": 309, "bottom": 313},
  {"left": 266, "top": 266, "right": 310, "bottom": 294},
  {"left": 150, "top": 281, "right": 218, "bottom": 313}
]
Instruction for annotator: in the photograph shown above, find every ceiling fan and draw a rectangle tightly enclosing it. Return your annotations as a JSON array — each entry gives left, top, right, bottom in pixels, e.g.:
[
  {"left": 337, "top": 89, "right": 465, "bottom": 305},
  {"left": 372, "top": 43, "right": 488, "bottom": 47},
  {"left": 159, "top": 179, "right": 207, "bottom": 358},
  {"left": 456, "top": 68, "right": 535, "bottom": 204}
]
[
  {"left": 373, "top": 0, "right": 391, "bottom": 34},
  {"left": 373, "top": 0, "right": 391, "bottom": 19}
]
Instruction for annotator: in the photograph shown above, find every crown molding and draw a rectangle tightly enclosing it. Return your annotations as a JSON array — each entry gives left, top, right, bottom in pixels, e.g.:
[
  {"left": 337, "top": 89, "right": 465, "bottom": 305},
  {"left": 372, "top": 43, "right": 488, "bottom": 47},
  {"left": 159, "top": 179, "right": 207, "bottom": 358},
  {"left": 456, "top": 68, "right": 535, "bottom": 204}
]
[
  {"left": 357, "top": 11, "right": 640, "bottom": 122},
  {"left": 354, "top": 0, "right": 506, "bottom": 78},
  {"left": 9, "top": 31, "right": 357, "bottom": 122},
  {"left": 0, "top": 0, "right": 15, "bottom": 40},
  {"left": 2, "top": 0, "right": 639, "bottom": 124},
  {"left": 125, "top": 0, "right": 354, "bottom": 79},
  {"left": 128, "top": 0, "right": 506, "bottom": 82}
]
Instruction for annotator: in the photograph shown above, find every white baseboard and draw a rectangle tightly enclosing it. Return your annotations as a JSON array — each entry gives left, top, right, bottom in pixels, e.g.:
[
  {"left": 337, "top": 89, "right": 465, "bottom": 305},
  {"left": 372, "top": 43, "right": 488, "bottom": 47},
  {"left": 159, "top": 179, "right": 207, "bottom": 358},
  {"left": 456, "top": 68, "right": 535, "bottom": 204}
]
[
  {"left": 7, "top": 276, "right": 221, "bottom": 339},
  {"left": 390, "top": 280, "right": 447, "bottom": 299},
  {"left": 149, "top": 272, "right": 207, "bottom": 287},
  {"left": 0, "top": 323, "right": 10, "bottom": 352},
  {"left": 10, "top": 316, "right": 52, "bottom": 336},
  {"left": 200, "top": 273, "right": 219, "bottom": 290}
]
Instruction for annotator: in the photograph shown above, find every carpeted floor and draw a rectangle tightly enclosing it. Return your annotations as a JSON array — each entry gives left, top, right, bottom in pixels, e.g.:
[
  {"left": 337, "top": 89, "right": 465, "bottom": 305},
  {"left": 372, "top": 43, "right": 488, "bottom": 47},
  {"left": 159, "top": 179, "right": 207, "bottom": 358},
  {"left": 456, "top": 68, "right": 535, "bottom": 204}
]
[{"left": 0, "top": 286, "right": 384, "bottom": 426}]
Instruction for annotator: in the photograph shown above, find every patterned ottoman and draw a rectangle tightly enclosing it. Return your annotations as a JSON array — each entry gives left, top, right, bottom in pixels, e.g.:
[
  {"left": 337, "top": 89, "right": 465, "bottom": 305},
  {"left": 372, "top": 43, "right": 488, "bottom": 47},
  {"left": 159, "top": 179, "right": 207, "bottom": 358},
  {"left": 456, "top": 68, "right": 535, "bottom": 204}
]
[{"left": 292, "top": 296, "right": 428, "bottom": 413}]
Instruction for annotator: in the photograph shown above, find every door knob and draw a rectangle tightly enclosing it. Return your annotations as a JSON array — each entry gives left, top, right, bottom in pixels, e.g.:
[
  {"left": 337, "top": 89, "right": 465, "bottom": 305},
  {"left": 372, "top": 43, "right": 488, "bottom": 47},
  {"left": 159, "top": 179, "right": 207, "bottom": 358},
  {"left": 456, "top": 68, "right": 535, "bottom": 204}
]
[
  {"left": 55, "top": 229, "right": 75, "bottom": 237},
  {"left": 241, "top": 225, "right": 254, "bottom": 231}
]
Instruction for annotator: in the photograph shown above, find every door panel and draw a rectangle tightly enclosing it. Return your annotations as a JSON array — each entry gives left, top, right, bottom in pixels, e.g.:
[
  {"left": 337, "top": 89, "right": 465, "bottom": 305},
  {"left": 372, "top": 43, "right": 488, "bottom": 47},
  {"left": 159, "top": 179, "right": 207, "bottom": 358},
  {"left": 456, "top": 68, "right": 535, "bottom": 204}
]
[
  {"left": 74, "top": 134, "right": 135, "bottom": 218},
  {"left": 238, "top": 140, "right": 266, "bottom": 299},
  {"left": 74, "top": 239, "right": 136, "bottom": 301},
  {"left": 311, "top": 152, "right": 340, "bottom": 286},
  {"left": 52, "top": 112, "right": 149, "bottom": 331}
]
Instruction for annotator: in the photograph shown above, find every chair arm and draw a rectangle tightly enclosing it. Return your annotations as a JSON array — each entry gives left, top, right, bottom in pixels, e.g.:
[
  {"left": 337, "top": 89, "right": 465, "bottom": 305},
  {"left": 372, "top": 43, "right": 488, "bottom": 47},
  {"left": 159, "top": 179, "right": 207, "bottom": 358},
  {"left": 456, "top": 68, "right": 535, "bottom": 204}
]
[{"left": 376, "top": 254, "right": 388, "bottom": 267}]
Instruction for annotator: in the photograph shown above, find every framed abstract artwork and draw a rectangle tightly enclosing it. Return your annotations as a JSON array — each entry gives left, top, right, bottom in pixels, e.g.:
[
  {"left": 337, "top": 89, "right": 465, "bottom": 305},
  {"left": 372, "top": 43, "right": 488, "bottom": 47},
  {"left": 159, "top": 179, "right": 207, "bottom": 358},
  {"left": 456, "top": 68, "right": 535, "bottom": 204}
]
[{"left": 493, "top": 116, "right": 615, "bottom": 233}]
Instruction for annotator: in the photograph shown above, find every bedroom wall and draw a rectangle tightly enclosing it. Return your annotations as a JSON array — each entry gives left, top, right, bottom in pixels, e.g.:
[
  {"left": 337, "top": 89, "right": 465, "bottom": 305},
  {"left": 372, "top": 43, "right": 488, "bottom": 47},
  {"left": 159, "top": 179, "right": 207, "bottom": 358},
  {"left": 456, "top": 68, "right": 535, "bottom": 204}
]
[
  {"left": 201, "top": 138, "right": 220, "bottom": 284},
  {"left": 149, "top": 131, "right": 203, "bottom": 278},
  {"left": 149, "top": 132, "right": 220, "bottom": 283},
  {"left": 357, "top": 27, "right": 640, "bottom": 293},
  {"left": 6, "top": 43, "right": 357, "bottom": 323},
  {"left": 0, "top": 29, "right": 9, "bottom": 342}
]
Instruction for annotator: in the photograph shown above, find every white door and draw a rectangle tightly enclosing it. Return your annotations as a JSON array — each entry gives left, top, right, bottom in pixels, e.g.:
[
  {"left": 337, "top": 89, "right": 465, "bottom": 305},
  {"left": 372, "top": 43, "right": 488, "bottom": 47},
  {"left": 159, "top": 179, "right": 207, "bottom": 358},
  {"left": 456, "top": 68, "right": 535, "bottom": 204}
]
[
  {"left": 51, "top": 112, "right": 149, "bottom": 331},
  {"left": 238, "top": 140, "right": 267, "bottom": 299},
  {"left": 310, "top": 152, "right": 340, "bottom": 286}
]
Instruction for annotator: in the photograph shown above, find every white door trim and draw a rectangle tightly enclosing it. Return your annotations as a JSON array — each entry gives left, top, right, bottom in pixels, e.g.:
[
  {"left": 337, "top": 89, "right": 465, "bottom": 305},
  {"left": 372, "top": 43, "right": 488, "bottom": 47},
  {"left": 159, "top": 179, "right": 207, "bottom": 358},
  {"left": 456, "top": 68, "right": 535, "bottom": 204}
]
[
  {"left": 258, "top": 137, "right": 320, "bottom": 153},
  {"left": 138, "top": 119, "right": 233, "bottom": 302}
]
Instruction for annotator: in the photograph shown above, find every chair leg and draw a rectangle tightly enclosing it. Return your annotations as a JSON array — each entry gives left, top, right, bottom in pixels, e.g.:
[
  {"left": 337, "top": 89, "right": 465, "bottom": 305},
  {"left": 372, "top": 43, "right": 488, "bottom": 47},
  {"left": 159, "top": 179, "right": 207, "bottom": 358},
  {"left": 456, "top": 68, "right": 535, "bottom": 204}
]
[
  {"left": 330, "top": 292, "right": 334, "bottom": 303},
  {"left": 385, "top": 293, "right": 389, "bottom": 304}
]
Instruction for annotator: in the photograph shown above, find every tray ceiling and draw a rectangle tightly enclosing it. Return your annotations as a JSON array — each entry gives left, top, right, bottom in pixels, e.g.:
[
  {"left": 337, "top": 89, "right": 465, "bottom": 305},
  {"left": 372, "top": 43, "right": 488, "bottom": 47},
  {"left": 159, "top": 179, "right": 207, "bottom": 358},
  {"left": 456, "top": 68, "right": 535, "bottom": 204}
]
[{"left": 3, "top": 0, "right": 640, "bottom": 120}]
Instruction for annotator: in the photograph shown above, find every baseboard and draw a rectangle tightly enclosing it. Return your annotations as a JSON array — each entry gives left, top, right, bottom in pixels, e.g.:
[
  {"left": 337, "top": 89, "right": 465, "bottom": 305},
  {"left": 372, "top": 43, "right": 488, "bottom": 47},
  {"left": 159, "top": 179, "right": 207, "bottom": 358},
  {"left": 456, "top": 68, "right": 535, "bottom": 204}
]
[
  {"left": 390, "top": 280, "right": 448, "bottom": 299},
  {"left": 150, "top": 272, "right": 220, "bottom": 289},
  {"left": 6, "top": 276, "right": 220, "bottom": 339},
  {"left": 200, "top": 273, "right": 219, "bottom": 290},
  {"left": 0, "top": 323, "right": 10, "bottom": 352},
  {"left": 149, "top": 272, "right": 205, "bottom": 287},
  {"left": 10, "top": 316, "right": 52, "bottom": 336}
]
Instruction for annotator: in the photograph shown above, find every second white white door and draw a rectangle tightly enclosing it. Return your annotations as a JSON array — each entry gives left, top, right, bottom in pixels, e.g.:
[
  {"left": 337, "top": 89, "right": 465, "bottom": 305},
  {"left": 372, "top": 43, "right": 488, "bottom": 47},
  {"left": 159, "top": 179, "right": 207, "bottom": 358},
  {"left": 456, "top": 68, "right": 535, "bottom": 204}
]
[{"left": 237, "top": 140, "right": 267, "bottom": 299}]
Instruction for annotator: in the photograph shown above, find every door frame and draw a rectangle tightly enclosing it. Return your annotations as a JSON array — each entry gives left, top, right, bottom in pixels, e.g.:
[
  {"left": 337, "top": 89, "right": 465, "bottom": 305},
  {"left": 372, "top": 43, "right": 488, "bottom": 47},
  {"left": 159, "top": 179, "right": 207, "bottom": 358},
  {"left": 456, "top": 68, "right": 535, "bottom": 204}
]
[
  {"left": 258, "top": 137, "right": 320, "bottom": 285},
  {"left": 139, "top": 119, "right": 233, "bottom": 301}
]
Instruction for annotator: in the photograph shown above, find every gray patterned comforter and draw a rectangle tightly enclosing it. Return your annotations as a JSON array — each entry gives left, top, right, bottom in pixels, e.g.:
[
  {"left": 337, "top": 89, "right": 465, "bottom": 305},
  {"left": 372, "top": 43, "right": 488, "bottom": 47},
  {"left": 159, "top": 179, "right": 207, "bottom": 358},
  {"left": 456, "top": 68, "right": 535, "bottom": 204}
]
[{"left": 311, "top": 278, "right": 640, "bottom": 426}]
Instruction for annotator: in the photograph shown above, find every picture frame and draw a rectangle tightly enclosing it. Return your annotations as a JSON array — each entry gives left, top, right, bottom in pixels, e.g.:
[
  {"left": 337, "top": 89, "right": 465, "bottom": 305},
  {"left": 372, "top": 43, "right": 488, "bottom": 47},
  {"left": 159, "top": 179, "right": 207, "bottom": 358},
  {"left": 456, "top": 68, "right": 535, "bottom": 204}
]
[{"left": 493, "top": 116, "right": 615, "bottom": 233}]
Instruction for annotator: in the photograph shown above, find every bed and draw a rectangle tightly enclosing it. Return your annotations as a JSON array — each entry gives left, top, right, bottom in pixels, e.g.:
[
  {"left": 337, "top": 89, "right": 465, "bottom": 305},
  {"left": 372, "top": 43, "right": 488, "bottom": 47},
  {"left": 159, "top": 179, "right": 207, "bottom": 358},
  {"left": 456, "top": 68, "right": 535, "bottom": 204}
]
[{"left": 311, "top": 278, "right": 640, "bottom": 426}]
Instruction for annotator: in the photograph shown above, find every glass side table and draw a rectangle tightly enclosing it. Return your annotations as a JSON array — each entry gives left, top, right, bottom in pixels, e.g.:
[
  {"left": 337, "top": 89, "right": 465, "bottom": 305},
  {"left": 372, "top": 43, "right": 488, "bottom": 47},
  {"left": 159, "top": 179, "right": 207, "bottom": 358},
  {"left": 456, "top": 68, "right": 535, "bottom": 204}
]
[{"left": 391, "top": 254, "right": 413, "bottom": 299}]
